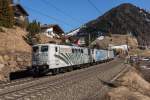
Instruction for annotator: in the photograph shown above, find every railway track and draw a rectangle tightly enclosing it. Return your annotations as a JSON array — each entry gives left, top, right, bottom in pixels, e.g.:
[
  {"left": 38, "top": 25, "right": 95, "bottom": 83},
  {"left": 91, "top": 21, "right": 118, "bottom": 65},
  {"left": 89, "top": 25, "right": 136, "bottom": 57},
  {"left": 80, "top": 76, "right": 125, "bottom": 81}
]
[
  {"left": 0, "top": 59, "right": 129, "bottom": 100},
  {"left": 0, "top": 78, "right": 34, "bottom": 89},
  {"left": 0, "top": 75, "right": 55, "bottom": 90}
]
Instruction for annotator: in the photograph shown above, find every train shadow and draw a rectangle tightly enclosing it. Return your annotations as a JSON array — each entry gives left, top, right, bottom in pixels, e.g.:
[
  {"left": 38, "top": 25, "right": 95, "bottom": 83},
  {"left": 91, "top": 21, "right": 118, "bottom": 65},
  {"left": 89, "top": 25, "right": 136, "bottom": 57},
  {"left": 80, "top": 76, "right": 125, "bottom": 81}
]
[
  {"left": 9, "top": 68, "right": 53, "bottom": 80},
  {"left": 9, "top": 68, "right": 33, "bottom": 80}
]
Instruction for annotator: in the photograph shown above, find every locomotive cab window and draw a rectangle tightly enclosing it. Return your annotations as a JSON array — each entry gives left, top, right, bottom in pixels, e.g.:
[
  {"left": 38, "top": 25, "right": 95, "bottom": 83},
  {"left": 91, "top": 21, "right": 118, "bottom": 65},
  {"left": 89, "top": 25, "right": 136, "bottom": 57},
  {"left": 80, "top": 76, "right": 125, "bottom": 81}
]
[
  {"left": 33, "top": 46, "right": 39, "bottom": 53},
  {"left": 41, "top": 46, "right": 48, "bottom": 52}
]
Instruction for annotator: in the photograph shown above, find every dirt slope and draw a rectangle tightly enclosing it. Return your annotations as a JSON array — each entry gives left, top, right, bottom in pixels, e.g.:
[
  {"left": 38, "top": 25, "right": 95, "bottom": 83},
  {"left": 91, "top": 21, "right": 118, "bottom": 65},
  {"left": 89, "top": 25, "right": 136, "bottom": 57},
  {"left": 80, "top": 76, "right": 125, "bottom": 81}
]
[
  {"left": 35, "top": 34, "right": 63, "bottom": 44},
  {"left": 0, "top": 27, "right": 31, "bottom": 52},
  {"left": 106, "top": 67, "right": 150, "bottom": 100}
]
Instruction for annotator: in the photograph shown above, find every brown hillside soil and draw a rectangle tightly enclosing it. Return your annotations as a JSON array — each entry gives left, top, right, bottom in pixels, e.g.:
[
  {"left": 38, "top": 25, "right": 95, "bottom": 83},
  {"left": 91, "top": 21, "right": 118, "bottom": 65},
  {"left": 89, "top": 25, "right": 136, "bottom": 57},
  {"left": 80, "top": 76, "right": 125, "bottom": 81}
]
[
  {"left": 0, "top": 27, "right": 31, "bottom": 52},
  {"left": 107, "top": 86, "right": 150, "bottom": 100},
  {"left": 0, "top": 27, "right": 31, "bottom": 81},
  {"left": 106, "top": 67, "right": 150, "bottom": 100},
  {"left": 35, "top": 34, "right": 63, "bottom": 44}
]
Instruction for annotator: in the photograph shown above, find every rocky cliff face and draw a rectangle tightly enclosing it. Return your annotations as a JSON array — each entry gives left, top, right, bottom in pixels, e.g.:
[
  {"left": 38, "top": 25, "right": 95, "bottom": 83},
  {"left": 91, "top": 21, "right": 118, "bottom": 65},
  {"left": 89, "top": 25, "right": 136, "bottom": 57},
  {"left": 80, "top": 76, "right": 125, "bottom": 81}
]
[
  {"left": 0, "top": 52, "right": 31, "bottom": 81},
  {"left": 71, "top": 3, "right": 150, "bottom": 47},
  {"left": 0, "top": 27, "right": 31, "bottom": 81}
]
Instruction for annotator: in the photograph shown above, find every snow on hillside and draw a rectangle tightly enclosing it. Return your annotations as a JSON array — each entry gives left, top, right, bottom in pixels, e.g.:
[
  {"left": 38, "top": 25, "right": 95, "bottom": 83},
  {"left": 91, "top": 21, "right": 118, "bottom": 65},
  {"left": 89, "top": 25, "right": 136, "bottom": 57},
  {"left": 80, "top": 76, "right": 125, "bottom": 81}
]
[{"left": 66, "top": 28, "right": 80, "bottom": 36}]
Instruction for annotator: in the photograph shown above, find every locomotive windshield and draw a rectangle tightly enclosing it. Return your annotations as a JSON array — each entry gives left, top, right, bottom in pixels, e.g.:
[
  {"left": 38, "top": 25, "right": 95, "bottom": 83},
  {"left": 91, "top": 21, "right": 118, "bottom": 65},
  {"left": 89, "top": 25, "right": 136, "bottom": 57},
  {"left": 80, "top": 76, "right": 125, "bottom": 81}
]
[
  {"left": 41, "top": 46, "right": 48, "bottom": 52},
  {"left": 33, "top": 46, "right": 39, "bottom": 53}
]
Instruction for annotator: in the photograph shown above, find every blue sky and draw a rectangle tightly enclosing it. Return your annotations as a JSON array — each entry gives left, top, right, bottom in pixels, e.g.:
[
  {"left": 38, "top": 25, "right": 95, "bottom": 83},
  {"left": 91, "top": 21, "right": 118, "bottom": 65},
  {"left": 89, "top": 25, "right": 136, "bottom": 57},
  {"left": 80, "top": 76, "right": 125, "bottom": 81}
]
[{"left": 14, "top": 0, "right": 150, "bottom": 32}]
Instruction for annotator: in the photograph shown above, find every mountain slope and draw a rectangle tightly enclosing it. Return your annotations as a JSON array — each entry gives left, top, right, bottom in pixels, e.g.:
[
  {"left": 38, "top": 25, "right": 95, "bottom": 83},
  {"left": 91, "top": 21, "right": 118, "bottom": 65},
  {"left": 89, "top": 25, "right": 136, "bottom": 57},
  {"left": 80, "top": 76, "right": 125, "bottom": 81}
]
[{"left": 69, "top": 3, "right": 150, "bottom": 46}]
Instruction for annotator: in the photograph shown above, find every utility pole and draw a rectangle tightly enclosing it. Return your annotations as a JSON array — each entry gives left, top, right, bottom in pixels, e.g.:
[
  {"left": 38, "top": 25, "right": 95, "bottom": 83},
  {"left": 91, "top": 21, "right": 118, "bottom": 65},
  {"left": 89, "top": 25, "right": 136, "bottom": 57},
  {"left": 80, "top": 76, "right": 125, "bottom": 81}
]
[{"left": 88, "top": 33, "right": 91, "bottom": 46}]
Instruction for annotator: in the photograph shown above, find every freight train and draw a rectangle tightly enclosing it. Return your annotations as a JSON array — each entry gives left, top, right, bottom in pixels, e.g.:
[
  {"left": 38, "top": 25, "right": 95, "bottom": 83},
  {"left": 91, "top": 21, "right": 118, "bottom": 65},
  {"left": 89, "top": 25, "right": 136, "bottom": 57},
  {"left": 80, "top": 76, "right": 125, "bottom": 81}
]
[{"left": 32, "top": 44, "right": 115, "bottom": 75}]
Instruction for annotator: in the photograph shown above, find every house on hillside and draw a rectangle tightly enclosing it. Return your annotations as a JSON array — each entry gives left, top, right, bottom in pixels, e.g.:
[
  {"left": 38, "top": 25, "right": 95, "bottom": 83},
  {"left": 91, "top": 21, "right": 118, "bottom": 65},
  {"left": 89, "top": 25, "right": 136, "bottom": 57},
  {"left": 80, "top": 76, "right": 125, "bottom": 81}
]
[
  {"left": 40, "top": 24, "right": 64, "bottom": 38},
  {"left": 109, "top": 44, "right": 129, "bottom": 51},
  {"left": 10, "top": 0, "right": 29, "bottom": 27},
  {"left": 12, "top": 4, "right": 29, "bottom": 26},
  {"left": 75, "top": 37, "right": 86, "bottom": 46},
  {"left": 109, "top": 44, "right": 129, "bottom": 55}
]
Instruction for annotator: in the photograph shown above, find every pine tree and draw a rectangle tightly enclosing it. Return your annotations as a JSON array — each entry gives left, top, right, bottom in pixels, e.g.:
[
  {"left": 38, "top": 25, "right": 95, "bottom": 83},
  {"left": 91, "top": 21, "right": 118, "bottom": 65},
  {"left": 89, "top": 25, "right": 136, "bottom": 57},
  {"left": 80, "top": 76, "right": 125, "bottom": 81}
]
[
  {"left": 0, "top": 0, "right": 3, "bottom": 26},
  {"left": 0, "top": 0, "right": 14, "bottom": 28},
  {"left": 25, "top": 20, "right": 41, "bottom": 45},
  {"left": 27, "top": 20, "right": 41, "bottom": 35}
]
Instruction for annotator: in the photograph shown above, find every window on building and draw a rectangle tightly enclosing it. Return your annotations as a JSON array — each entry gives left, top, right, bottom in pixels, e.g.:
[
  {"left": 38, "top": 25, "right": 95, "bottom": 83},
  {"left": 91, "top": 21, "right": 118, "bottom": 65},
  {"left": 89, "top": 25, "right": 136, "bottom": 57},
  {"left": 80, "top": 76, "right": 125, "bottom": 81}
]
[{"left": 48, "top": 31, "right": 51, "bottom": 35}]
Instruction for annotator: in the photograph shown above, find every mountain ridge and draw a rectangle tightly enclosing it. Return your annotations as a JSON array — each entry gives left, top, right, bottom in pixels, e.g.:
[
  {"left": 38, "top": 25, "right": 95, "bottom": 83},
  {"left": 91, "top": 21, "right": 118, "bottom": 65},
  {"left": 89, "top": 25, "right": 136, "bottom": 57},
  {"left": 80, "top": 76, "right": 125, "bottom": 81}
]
[{"left": 68, "top": 3, "right": 150, "bottom": 47}]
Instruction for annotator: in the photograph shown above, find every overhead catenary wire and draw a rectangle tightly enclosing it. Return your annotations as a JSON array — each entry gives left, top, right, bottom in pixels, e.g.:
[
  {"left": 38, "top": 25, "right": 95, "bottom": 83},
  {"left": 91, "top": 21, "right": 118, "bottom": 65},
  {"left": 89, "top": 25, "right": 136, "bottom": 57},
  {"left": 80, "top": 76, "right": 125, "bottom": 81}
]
[
  {"left": 24, "top": 6, "right": 74, "bottom": 28},
  {"left": 42, "top": 0, "right": 83, "bottom": 24},
  {"left": 87, "top": 0, "right": 101, "bottom": 13}
]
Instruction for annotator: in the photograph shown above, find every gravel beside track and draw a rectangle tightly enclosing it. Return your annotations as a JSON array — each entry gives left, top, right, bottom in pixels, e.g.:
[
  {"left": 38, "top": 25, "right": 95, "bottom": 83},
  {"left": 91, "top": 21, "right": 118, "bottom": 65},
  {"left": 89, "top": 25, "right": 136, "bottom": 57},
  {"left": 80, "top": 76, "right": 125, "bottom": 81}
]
[
  {"left": 0, "top": 59, "right": 129, "bottom": 100},
  {"left": 0, "top": 78, "right": 34, "bottom": 89}
]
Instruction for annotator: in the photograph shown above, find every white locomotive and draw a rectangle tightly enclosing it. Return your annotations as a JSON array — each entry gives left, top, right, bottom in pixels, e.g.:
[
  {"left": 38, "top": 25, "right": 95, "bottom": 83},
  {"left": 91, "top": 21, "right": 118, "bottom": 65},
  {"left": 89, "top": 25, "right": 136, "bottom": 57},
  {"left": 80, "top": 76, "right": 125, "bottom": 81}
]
[{"left": 32, "top": 44, "right": 114, "bottom": 75}]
